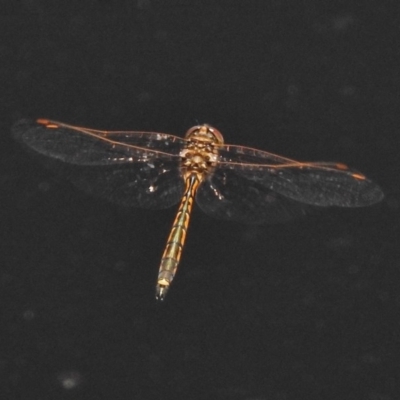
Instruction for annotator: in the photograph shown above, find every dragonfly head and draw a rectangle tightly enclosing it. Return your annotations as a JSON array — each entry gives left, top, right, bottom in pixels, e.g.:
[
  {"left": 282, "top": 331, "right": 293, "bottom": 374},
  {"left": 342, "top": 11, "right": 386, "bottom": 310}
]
[{"left": 185, "top": 125, "right": 224, "bottom": 145}]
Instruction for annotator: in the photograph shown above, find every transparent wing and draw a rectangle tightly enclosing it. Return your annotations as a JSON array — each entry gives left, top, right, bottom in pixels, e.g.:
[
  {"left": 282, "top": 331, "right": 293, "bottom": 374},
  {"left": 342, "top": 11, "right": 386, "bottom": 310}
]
[
  {"left": 215, "top": 144, "right": 383, "bottom": 207},
  {"left": 196, "top": 168, "right": 308, "bottom": 224},
  {"left": 12, "top": 119, "right": 185, "bottom": 208},
  {"left": 217, "top": 143, "right": 301, "bottom": 165},
  {"left": 12, "top": 119, "right": 186, "bottom": 165},
  {"left": 59, "top": 161, "right": 185, "bottom": 208}
]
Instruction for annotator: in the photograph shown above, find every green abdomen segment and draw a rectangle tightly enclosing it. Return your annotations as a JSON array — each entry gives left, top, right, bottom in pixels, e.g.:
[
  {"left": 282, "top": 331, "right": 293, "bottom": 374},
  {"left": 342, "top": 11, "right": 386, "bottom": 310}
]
[{"left": 156, "top": 173, "right": 201, "bottom": 300}]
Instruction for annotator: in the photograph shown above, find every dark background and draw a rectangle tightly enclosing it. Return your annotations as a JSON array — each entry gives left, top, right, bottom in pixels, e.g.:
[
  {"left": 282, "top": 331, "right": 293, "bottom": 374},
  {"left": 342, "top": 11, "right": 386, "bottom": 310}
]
[{"left": 1, "top": 1, "right": 399, "bottom": 399}]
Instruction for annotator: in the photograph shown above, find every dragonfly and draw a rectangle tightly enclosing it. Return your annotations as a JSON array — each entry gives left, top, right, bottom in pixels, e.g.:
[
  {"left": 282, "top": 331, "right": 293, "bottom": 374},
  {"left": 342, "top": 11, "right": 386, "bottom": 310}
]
[{"left": 12, "top": 119, "right": 384, "bottom": 300}]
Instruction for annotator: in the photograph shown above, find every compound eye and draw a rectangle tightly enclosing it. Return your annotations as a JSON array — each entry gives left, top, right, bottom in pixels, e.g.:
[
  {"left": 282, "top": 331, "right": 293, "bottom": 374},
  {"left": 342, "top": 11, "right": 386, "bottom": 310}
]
[
  {"left": 184, "top": 125, "right": 224, "bottom": 144},
  {"left": 207, "top": 126, "right": 224, "bottom": 144},
  {"left": 184, "top": 125, "right": 203, "bottom": 139}
]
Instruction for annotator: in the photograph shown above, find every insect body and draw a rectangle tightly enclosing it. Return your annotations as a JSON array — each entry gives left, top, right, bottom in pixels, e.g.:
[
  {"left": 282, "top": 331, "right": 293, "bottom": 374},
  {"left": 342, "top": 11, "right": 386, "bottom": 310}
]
[{"left": 12, "top": 119, "right": 384, "bottom": 299}]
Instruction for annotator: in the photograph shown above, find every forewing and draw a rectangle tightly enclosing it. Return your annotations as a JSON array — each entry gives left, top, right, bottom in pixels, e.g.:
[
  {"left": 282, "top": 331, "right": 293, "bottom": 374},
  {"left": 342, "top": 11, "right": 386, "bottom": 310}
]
[
  {"left": 12, "top": 119, "right": 185, "bottom": 208},
  {"left": 12, "top": 119, "right": 185, "bottom": 165},
  {"left": 216, "top": 144, "right": 383, "bottom": 207}
]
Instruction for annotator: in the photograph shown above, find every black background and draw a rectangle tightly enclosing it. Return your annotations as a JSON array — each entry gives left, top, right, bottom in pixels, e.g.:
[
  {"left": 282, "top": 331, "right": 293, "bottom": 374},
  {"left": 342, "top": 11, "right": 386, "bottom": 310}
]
[{"left": 1, "top": 1, "right": 399, "bottom": 399}]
